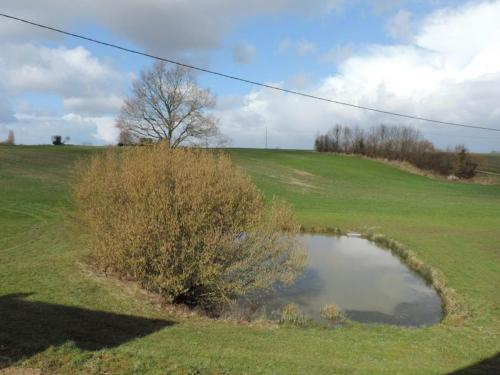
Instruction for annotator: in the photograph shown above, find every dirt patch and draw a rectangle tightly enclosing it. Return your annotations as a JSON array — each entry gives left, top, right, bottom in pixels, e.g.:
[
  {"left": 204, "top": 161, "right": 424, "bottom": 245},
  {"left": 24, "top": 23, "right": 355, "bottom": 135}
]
[
  {"left": 287, "top": 178, "right": 316, "bottom": 190},
  {"left": 292, "top": 169, "right": 314, "bottom": 177}
]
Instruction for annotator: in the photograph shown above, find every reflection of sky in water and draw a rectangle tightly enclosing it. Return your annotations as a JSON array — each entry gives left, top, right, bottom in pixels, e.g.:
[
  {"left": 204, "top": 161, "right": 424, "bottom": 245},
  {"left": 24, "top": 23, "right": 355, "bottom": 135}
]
[{"left": 266, "top": 235, "right": 442, "bottom": 326}]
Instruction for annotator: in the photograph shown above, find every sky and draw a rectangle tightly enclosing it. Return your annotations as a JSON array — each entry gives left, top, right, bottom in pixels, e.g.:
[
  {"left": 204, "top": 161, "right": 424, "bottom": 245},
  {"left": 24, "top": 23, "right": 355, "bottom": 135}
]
[{"left": 0, "top": 0, "right": 500, "bottom": 151}]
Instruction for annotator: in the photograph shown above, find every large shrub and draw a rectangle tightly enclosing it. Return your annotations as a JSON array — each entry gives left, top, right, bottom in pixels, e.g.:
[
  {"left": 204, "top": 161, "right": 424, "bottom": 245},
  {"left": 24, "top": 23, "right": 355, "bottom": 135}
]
[{"left": 74, "top": 144, "right": 306, "bottom": 312}]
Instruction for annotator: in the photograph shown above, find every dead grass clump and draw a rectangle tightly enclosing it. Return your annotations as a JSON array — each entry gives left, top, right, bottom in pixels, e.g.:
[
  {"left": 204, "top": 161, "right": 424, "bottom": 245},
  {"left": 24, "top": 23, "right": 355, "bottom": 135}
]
[
  {"left": 74, "top": 144, "right": 306, "bottom": 313},
  {"left": 320, "top": 304, "right": 347, "bottom": 324},
  {"left": 279, "top": 304, "right": 312, "bottom": 328}
]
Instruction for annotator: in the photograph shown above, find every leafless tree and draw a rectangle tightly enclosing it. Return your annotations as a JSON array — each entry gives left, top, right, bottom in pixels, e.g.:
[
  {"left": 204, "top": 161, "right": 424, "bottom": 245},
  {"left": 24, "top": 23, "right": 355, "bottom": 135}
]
[
  {"left": 314, "top": 124, "right": 477, "bottom": 178},
  {"left": 0, "top": 130, "right": 15, "bottom": 145},
  {"left": 5, "top": 130, "right": 15, "bottom": 145},
  {"left": 117, "top": 62, "right": 220, "bottom": 148}
]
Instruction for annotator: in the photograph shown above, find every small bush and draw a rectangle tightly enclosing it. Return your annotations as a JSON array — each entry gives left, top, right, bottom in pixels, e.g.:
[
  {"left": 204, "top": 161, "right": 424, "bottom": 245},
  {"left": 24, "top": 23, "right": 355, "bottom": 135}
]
[
  {"left": 320, "top": 304, "right": 347, "bottom": 324},
  {"left": 74, "top": 143, "right": 306, "bottom": 313},
  {"left": 279, "top": 304, "right": 310, "bottom": 327}
]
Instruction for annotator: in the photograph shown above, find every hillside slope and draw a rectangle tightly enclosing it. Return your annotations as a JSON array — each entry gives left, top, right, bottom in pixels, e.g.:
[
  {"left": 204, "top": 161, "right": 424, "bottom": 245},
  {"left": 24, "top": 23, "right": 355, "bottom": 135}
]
[{"left": 1, "top": 146, "right": 499, "bottom": 374}]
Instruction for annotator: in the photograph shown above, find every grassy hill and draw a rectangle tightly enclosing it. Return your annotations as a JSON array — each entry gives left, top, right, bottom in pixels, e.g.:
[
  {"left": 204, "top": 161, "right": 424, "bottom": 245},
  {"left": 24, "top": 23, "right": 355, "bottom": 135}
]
[{"left": 1, "top": 145, "right": 499, "bottom": 374}]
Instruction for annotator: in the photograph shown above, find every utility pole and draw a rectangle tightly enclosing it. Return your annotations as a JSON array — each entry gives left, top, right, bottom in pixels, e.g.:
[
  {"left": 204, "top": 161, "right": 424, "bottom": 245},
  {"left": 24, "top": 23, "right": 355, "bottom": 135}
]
[{"left": 265, "top": 126, "right": 268, "bottom": 149}]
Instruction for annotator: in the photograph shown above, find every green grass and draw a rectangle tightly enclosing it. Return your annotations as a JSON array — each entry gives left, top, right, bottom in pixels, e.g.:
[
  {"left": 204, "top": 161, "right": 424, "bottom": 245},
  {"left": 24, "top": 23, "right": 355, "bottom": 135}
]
[{"left": 1, "top": 145, "right": 499, "bottom": 374}]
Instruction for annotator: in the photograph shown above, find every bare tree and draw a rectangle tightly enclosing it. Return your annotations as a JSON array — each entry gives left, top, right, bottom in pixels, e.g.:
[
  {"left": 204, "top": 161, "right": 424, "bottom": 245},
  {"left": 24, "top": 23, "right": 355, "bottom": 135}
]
[
  {"left": 5, "top": 130, "right": 15, "bottom": 145},
  {"left": 0, "top": 130, "right": 15, "bottom": 145},
  {"left": 117, "top": 62, "right": 220, "bottom": 148},
  {"left": 314, "top": 124, "right": 477, "bottom": 178}
]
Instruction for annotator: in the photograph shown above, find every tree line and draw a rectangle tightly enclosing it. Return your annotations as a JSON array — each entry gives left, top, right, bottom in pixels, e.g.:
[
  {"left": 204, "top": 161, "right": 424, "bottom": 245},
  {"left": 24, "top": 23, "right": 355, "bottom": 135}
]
[{"left": 315, "top": 124, "right": 477, "bottom": 179}]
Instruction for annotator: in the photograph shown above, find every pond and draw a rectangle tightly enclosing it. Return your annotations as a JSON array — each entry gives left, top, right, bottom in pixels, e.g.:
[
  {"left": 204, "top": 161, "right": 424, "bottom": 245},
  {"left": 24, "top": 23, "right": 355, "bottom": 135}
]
[{"left": 251, "top": 234, "right": 443, "bottom": 327}]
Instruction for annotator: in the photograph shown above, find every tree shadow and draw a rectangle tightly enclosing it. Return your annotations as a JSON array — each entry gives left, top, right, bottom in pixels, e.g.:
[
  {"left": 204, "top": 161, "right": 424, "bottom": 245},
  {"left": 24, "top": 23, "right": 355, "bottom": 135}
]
[
  {"left": 0, "top": 293, "right": 174, "bottom": 368},
  {"left": 448, "top": 352, "right": 500, "bottom": 374}
]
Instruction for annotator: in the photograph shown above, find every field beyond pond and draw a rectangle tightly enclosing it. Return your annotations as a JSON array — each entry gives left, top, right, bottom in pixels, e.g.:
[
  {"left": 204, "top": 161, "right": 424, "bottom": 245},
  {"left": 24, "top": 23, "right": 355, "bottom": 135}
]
[{"left": 1, "top": 146, "right": 499, "bottom": 374}]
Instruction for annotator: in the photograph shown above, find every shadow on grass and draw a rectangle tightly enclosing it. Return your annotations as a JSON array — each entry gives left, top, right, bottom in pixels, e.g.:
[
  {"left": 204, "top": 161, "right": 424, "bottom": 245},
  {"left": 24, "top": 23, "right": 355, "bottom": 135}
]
[
  {"left": 0, "top": 293, "right": 174, "bottom": 368},
  {"left": 448, "top": 352, "right": 500, "bottom": 374}
]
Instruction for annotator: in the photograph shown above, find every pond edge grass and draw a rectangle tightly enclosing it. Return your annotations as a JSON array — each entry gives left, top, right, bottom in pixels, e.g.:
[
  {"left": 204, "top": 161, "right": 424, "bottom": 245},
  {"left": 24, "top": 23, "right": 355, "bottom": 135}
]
[
  {"left": 81, "top": 220, "right": 466, "bottom": 328},
  {"left": 301, "top": 225, "right": 468, "bottom": 325}
]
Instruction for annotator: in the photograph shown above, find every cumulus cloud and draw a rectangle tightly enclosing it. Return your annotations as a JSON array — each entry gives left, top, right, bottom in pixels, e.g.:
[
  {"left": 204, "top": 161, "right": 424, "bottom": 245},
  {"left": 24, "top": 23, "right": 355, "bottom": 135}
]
[
  {"left": 233, "top": 43, "right": 257, "bottom": 64},
  {"left": 1, "top": 0, "right": 498, "bottom": 150},
  {"left": 386, "top": 10, "right": 414, "bottom": 42},
  {"left": 63, "top": 96, "right": 124, "bottom": 116},
  {"left": 0, "top": 94, "right": 16, "bottom": 124},
  {"left": 0, "top": 44, "right": 124, "bottom": 98},
  {"left": 0, "top": 43, "right": 126, "bottom": 144},
  {"left": 0, "top": 0, "right": 343, "bottom": 56},
  {"left": 0, "top": 0, "right": 345, "bottom": 145},
  {"left": 217, "top": 1, "right": 500, "bottom": 152},
  {"left": 8, "top": 113, "right": 118, "bottom": 145}
]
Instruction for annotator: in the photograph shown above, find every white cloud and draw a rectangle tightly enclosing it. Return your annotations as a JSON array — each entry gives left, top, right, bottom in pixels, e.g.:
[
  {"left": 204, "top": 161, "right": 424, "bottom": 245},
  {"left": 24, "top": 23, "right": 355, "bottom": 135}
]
[
  {"left": 0, "top": 93, "right": 16, "bottom": 124},
  {"left": 0, "top": 44, "right": 124, "bottom": 98},
  {"left": 0, "top": 43, "right": 126, "bottom": 144},
  {"left": 233, "top": 43, "right": 257, "bottom": 64},
  {"left": 63, "top": 96, "right": 123, "bottom": 116},
  {"left": 62, "top": 114, "right": 119, "bottom": 143},
  {"left": 1, "top": 0, "right": 499, "bottom": 151},
  {"left": 9, "top": 113, "right": 118, "bottom": 145},
  {"left": 386, "top": 10, "right": 414, "bottom": 42},
  {"left": 417, "top": 1, "right": 500, "bottom": 64},
  {"left": 0, "top": 0, "right": 344, "bottom": 56},
  {"left": 0, "top": 0, "right": 345, "bottom": 145},
  {"left": 217, "top": 1, "right": 500, "bottom": 152}
]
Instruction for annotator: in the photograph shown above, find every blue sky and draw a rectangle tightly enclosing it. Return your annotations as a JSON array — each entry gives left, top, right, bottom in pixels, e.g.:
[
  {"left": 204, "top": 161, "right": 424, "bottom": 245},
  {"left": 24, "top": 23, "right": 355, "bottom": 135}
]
[{"left": 1, "top": 0, "right": 499, "bottom": 151}]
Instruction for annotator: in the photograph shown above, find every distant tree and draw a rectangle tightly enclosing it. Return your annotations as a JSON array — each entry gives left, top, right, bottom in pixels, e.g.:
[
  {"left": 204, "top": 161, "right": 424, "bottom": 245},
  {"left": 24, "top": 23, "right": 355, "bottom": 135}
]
[
  {"left": 454, "top": 145, "right": 477, "bottom": 179},
  {"left": 117, "top": 62, "right": 220, "bottom": 148},
  {"left": 352, "top": 127, "right": 366, "bottom": 154},
  {"left": 5, "top": 130, "right": 15, "bottom": 145},
  {"left": 52, "top": 135, "right": 70, "bottom": 146},
  {"left": 314, "top": 125, "right": 477, "bottom": 179},
  {"left": 117, "top": 128, "right": 136, "bottom": 146}
]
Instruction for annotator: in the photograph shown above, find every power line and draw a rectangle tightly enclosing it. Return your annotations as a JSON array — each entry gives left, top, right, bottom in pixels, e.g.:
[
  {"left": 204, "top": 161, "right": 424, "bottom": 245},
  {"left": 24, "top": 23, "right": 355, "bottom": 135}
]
[{"left": 1, "top": 12, "right": 500, "bottom": 133}]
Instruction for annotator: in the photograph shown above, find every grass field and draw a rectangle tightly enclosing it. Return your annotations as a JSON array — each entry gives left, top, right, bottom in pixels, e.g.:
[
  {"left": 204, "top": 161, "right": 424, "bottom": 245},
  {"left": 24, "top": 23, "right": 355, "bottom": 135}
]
[{"left": 1, "top": 145, "right": 499, "bottom": 374}]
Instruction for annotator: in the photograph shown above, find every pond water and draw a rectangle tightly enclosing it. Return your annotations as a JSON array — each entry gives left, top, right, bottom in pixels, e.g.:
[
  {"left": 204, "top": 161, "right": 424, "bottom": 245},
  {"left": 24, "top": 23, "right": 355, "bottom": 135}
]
[{"left": 254, "top": 234, "right": 443, "bottom": 327}]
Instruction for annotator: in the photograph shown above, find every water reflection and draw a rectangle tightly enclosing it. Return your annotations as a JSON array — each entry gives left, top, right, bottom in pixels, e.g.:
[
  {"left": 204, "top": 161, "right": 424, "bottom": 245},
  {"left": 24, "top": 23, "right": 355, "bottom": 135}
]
[{"left": 250, "top": 234, "right": 443, "bottom": 327}]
